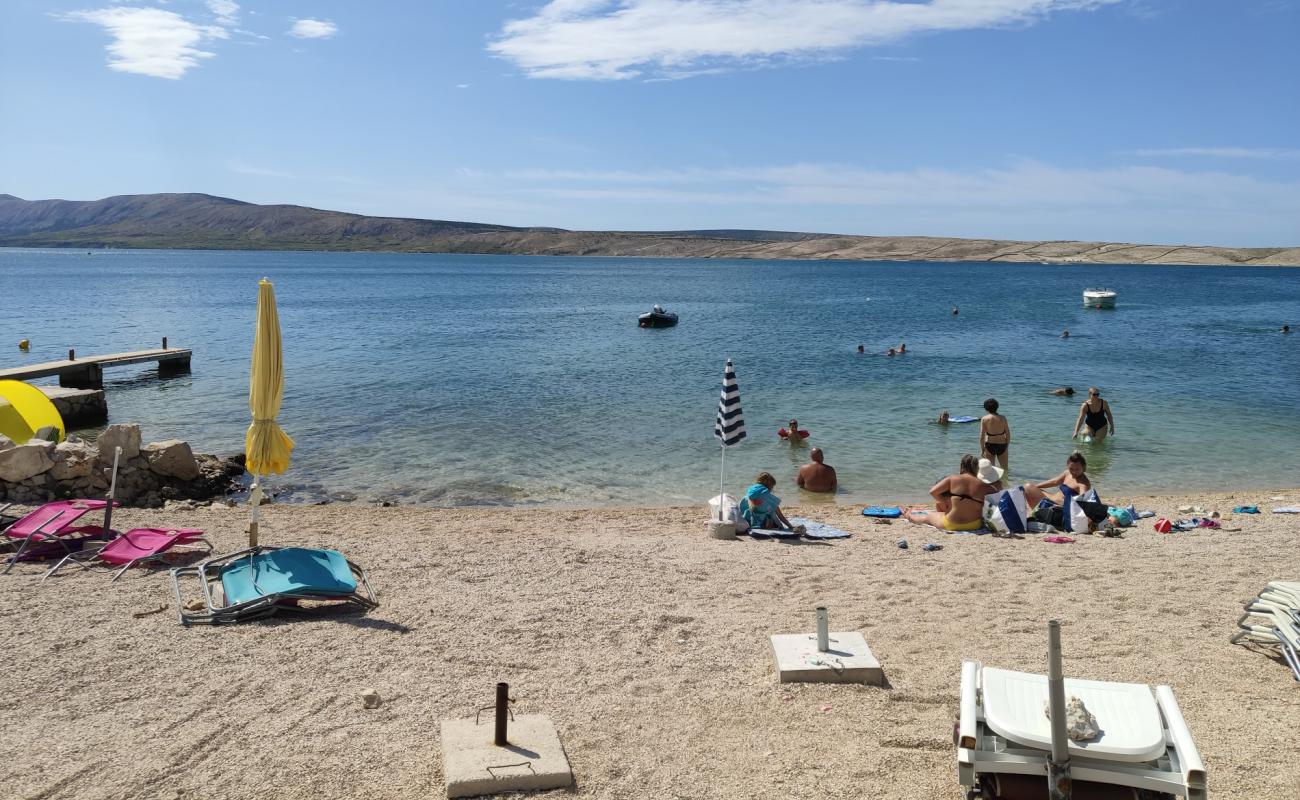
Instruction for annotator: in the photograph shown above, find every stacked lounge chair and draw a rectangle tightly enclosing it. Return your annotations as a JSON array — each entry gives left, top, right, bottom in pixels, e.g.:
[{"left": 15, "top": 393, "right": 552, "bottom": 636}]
[
  {"left": 1, "top": 499, "right": 118, "bottom": 573},
  {"left": 957, "top": 660, "right": 1207, "bottom": 799},
  {"left": 1230, "top": 580, "right": 1300, "bottom": 681},
  {"left": 171, "top": 545, "right": 378, "bottom": 625}
]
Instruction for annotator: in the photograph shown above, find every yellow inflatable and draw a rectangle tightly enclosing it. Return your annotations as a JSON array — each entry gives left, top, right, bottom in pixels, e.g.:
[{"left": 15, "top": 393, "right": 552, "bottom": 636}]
[{"left": 0, "top": 380, "right": 65, "bottom": 444}]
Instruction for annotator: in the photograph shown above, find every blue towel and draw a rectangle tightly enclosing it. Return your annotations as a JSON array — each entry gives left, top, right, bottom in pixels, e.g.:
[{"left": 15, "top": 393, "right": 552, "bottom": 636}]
[
  {"left": 1233, "top": 505, "right": 1259, "bottom": 514},
  {"left": 788, "top": 517, "right": 851, "bottom": 539},
  {"left": 220, "top": 548, "right": 357, "bottom": 605},
  {"left": 746, "top": 528, "right": 803, "bottom": 539},
  {"left": 862, "top": 506, "right": 903, "bottom": 518}
]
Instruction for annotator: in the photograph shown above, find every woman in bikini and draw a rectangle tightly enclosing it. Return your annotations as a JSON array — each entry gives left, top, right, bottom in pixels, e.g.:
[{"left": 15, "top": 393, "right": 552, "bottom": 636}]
[
  {"left": 1072, "top": 387, "right": 1115, "bottom": 441},
  {"left": 903, "top": 455, "right": 1003, "bottom": 531},
  {"left": 979, "top": 398, "right": 1010, "bottom": 470},
  {"left": 1023, "top": 452, "right": 1115, "bottom": 532}
]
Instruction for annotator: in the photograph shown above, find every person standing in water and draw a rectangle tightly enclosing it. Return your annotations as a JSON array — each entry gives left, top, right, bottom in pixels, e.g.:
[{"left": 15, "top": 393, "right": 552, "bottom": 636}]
[
  {"left": 979, "top": 398, "right": 1010, "bottom": 471},
  {"left": 1073, "top": 387, "right": 1116, "bottom": 441},
  {"left": 796, "top": 448, "right": 838, "bottom": 493}
]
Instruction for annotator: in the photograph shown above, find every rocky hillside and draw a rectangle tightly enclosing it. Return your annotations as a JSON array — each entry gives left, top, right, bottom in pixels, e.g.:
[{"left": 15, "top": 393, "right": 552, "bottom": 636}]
[{"left": 1, "top": 193, "right": 1296, "bottom": 266}]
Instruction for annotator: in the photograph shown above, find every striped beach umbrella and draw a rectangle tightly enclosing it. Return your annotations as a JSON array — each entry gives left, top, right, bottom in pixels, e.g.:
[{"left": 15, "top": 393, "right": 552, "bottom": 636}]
[{"left": 713, "top": 359, "right": 746, "bottom": 518}]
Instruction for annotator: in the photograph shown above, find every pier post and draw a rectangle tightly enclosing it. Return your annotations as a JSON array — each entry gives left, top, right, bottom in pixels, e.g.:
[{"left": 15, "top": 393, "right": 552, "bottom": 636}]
[{"left": 59, "top": 363, "right": 103, "bottom": 389}]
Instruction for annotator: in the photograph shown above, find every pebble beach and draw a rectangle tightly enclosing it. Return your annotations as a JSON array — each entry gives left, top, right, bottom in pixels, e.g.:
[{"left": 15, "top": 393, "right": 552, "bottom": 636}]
[{"left": 3, "top": 489, "right": 1299, "bottom": 799}]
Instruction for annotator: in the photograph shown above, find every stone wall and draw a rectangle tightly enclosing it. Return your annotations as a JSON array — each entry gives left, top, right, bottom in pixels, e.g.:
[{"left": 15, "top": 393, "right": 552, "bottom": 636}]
[
  {"left": 41, "top": 386, "right": 109, "bottom": 426},
  {"left": 0, "top": 423, "right": 244, "bottom": 508}
]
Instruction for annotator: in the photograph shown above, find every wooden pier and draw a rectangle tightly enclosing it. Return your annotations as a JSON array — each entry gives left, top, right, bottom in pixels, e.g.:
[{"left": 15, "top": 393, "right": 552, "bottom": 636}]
[{"left": 0, "top": 347, "right": 191, "bottom": 389}]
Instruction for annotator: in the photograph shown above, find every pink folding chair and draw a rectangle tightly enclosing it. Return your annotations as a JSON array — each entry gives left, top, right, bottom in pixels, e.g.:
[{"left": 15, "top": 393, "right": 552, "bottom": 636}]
[
  {"left": 45, "top": 527, "right": 212, "bottom": 582},
  {"left": 1, "top": 499, "right": 118, "bottom": 574}
]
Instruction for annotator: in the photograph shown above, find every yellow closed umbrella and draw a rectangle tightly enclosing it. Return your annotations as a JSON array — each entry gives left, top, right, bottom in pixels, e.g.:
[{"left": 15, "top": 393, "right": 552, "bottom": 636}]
[
  {"left": 0, "top": 380, "right": 65, "bottom": 444},
  {"left": 245, "top": 278, "right": 294, "bottom": 545}
]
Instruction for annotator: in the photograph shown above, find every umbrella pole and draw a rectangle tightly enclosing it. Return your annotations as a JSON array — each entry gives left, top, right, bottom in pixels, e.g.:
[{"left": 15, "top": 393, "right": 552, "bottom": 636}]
[
  {"left": 718, "top": 445, "right": 726, "bottom": 521},
  {"left": 102, "top": 446, "right": 121, "bottom": 537},
  {"left": 248, "top": 479, "right": 262, "bottom": 547}
]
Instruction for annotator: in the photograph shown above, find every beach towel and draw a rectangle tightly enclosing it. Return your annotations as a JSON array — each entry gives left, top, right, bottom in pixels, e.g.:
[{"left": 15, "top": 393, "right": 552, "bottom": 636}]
[
  {"left": 1043, "top": 535, "right": 1075, "bottom": 544},
  {"left": 862, "top": 506, "right": 903, "bottom": 518},
  {"left": 788, "top": 518, "right": 851, "bottom": 539},
  {"left": 1233, "top": 506, "right": 1259, "bottom": 514},
  {"left": 1272, "top": 507, "right": 1300, "bottom": 514},
  {"left": 746, "top": 528, "right": 803, "bottom": 540}
]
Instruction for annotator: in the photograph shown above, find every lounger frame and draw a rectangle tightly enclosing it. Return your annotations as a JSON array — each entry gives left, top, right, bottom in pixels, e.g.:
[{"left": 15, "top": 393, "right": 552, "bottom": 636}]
[
  {"left": 43, "top": 529, "right": 214, "bottom": 582},
  {"left": 1231, "top": 594, "right": 1300, "bottom": 681},
  {"left": 171, "top": 546, "right": 378, "bottom": 625},
  {"left": 957, "top": 660, "right": 1207, "bottom": 800}
]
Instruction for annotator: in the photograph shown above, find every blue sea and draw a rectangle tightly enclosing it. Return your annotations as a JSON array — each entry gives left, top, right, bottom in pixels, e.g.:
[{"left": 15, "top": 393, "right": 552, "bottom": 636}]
[{"left": 2, "top": 248, "right": 1297, "bottom": 506}]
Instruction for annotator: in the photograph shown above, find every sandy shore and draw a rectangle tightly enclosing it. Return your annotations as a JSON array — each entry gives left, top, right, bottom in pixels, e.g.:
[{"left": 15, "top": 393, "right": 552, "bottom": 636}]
[{"left": 3, "top": 488, "right": 1300, "bottom": 800}]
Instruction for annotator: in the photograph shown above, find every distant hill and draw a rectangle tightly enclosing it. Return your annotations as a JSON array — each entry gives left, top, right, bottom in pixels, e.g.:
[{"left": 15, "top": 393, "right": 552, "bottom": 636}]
[{"left": 1, "top": 192, "right": 1296, "bottom": 266}]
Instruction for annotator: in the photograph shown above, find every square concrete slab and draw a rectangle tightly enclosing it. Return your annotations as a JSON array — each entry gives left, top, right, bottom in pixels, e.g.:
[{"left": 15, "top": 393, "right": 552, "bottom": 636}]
[
  {"left": 771, "top": 631, "right": 884, "bottom": 685},
  {"left": 441, "top": 714, "right": 573, "bottom": 798}
]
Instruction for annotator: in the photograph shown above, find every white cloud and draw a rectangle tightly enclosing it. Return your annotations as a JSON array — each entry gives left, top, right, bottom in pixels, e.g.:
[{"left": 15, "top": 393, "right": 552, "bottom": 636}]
[
  {"left": 288, "top": 18, "right": 338, "bottom": 39},
  {"left": 206, "top": 0, "right": 239, "bottom": 26},
  {"left": 1129, "top": 147, "right": 1300, "bottom": 160},
  {"left": 489, "top": 0, "right": 1121, "bottom": 80},
  {"left": 60, "top": 6, "right": 226, "bottom": 79},
  {"left": 456, "top": 83, "right": 471, "bottom": 89}
]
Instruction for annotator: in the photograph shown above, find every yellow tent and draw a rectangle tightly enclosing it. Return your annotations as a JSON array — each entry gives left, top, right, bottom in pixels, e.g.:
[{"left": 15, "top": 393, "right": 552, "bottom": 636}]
[
  {"left": 0, "top": 380, "right": 65, "bottom": 444},
  {"left": 245, "top": 278, "right": 294, "bottom": 545}
]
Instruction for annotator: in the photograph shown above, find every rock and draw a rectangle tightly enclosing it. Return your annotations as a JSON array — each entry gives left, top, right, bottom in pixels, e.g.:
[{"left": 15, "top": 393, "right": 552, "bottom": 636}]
[
  {"left": 360, "top": 688, "right": 382, "bottom": 709},
  {"left": 96, "top": 423, "right": 142, "bottom": 462},
  {"left": 164, "top": 499, "right": 199, "bottom": 512},
  {"left": 0, "top": 440, "right": 55, "bottom": 482},
  {"left": 143, "top": 439, "right": 200, "bottom": 480},
  {"left": 1045, "top": 695, "right": 1101, "bottom": 741},
  {"left": 184, "top": 599, "right": 206, "bottom": 612},
  {"left": 49, "top": 440, "right": 96, "bottom": 480},
  {"left": 0, "top": 435, "right": 14, "bottom": 452}
]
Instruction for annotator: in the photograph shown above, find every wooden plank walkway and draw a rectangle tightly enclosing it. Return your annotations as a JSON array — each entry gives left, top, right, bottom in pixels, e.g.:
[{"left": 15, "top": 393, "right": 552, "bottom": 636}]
[{"left": 0, "top": 348, "right": 192, "bottom": 388}]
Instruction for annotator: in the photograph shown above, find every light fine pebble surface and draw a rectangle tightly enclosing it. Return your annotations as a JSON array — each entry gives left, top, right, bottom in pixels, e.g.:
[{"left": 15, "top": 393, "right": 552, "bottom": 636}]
[{"left": 2, "top": 489, "right": 1299, "bottom": 799}]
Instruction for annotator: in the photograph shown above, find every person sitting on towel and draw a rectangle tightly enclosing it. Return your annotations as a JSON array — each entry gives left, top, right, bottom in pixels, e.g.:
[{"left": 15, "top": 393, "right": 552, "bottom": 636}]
[
  {"left": 903, "top": 455, "right": 1002, "bottom": 531},
  {"left": 1022, "top": 452, "right": 1111, "bottom": 531},
  {"left": 740, "top": 472, "right": 796, "bottom": 531},
  {"left": 796, "top": 447, "right": 837, "bottom": 493}
]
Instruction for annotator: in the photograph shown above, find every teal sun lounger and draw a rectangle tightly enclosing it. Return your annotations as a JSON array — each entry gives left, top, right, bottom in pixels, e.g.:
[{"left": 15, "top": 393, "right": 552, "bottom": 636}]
[{"left": 171, "top": 546, "right": 378, "bottom": 625}]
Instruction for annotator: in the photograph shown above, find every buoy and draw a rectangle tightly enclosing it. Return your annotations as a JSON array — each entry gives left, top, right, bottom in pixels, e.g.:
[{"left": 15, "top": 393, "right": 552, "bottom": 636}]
[{"left": 18, "top": 339, "right": 29, "bottom": 351}]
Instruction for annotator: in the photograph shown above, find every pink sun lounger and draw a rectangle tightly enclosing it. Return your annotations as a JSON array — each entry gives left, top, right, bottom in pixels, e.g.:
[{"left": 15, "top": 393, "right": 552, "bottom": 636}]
[
  {"left": 1, "top": 499, "right": 118, "bottom": 573},
  {"left": 45, "top": 527, "right": 212, "bottom": 582}
]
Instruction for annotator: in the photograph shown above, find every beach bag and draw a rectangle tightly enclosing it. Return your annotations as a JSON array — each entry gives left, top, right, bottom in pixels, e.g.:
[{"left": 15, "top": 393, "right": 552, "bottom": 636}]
[
  {"left": 984, "top": 486, "right": 1029, "bottom": 534},
  {"left": 708, "top": 494, "right": 739, "bottom": 522},
  {"left": 1061, "top": 486, "right": 1106, "bottom": 533}
]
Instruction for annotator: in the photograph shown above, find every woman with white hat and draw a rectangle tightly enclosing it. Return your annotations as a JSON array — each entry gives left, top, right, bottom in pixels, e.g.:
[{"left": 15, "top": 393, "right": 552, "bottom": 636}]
[{"left": 902, "top": 455, "right": 1004, "bottom": 531}]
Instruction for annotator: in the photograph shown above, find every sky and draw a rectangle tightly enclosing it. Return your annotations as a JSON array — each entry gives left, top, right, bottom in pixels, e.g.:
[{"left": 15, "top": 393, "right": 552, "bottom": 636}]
[{"left": 1, "top": 0, "right": 1298, "bottom": 246}]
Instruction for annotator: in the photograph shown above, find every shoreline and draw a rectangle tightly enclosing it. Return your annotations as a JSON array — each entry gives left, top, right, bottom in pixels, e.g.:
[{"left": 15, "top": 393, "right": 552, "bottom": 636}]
[{"left": 3, "top": 487, "right": 1299, "bottom": 798}]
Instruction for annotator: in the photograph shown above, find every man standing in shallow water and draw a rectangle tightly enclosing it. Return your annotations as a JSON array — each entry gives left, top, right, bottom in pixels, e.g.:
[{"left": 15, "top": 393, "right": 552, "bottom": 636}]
[{"left": 796, "top": 448, "right": 838, "bottom": 493}]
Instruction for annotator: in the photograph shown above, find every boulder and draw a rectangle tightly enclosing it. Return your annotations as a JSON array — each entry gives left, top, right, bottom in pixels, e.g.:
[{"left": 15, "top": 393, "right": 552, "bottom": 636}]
[
  {"left": 143, "top": 439, "right": 200, "bottom": 481},
  {"left": 96, "top": 424, "right": 141, "bottom": 462},
  {"left": 49, "top": 440, "right": 97, "bottom": 480},
  {"left": 0, "top": 440, "right": 55, "bottom": 482},
  {"left": 0, "top": 435, "right": 14, "bottom": 452}
]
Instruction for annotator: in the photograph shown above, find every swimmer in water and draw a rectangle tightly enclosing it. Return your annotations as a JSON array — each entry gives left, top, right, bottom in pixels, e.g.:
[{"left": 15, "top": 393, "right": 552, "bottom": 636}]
[
  {"left": 1050, "top": 387, "right": 1075, "bottom": 397},
  {"left": 897, "top": 342, "right": 906, "bottom": 353},
  {"left": 932, "top": 410, "right": 951, "bottom": 425},
  {"left": 1061, "top": 329, "right": 1070, "bottom": 339},
  {"left": 857, "top": 344, "right": 865, "bottom": 353},
  {"left": 886, "top": 348, "right": 896, "bottom": 357},
  {"left": 952, "top": 306, "right": 959, "bottom": 316},
  {"left": 1284, "top": 325, "right": 1291, "bottom": 334}
]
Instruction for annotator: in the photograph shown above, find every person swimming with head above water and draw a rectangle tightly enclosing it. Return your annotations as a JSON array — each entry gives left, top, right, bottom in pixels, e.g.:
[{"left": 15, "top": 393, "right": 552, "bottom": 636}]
[
  {"left": 902, "top": 455, "right": 1003, "bottom": 531},
  {"left": 1050, "top": 387, "right": 1075, "bottom": 396},
  {"left": 932, "top": 410, "right": 951, "bottom": 425}
]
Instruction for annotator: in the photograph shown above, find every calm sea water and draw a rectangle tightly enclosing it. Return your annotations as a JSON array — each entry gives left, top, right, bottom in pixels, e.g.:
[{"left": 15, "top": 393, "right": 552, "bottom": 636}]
[{"left": 2, "top": 248, "right": 1297, "bottom": 506}]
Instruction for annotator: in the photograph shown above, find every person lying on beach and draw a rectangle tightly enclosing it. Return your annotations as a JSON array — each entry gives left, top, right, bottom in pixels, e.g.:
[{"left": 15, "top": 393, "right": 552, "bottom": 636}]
[
  {"left": 796, "top": 448, "right": 837, "bottom": 493},
  {"left": 740, "top": 472, "right": 801, "bottom": 532},
  {"left": 902, "top": 455, "right": 1003, "bottom": 531},
  {"left": 1023, "top": 452, "right": 1114, "bottom": 532}
]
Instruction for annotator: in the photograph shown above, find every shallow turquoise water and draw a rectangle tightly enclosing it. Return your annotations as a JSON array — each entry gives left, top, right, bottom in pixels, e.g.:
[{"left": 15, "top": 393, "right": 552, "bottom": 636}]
[{"left": 2, "top": 248, "right": 1297, "bottom": 506}]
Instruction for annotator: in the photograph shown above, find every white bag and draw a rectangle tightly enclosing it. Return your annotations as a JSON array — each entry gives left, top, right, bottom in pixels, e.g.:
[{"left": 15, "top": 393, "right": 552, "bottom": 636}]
[{"left": 708, "top": 493, "right": 739, "bottom": 522}]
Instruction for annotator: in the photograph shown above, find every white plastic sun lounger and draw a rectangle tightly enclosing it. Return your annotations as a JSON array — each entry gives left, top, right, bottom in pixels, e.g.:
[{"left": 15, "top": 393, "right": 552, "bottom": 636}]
[
  {"left": 1231, "top": 598, "right": 1300, "bottom": 681},
  {"left": 957, "top": 661, "right": 1207, "bottom": 799}
]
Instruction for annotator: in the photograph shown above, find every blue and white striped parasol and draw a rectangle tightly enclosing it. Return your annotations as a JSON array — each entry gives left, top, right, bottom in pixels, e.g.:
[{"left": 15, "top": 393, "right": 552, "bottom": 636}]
[{"left": 713, "top": 359, "right": 746, "bottom": 518}]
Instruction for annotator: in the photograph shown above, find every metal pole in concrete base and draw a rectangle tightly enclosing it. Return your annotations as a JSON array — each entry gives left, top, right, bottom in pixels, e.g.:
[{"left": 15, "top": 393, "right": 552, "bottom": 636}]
[
  {"left": 815, "top": 607, "right": 829, "bottom": 652},
  {"left": 495, "top": 682, "right": 509, "bottom": 746},
  {"left": 1047, "top": 620, "right": 1072, "bottom": 800}
]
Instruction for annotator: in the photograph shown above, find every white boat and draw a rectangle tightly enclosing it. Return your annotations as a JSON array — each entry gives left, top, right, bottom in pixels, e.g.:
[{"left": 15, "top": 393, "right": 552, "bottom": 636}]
[{"left": 1082, "top": 288, "right": 1117, "bottom": 309}]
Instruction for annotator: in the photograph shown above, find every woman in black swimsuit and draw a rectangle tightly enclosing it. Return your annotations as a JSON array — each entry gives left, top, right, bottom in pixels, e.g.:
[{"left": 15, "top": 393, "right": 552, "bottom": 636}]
[
  {"left": 979, "top": 398, "right": 1010, "bottom": 470},
  {"left": 1073, "top": 386, "right": 1115, "bottom": 441}
]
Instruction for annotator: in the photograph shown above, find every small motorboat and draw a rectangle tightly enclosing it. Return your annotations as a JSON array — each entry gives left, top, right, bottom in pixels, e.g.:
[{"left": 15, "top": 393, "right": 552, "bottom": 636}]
[
  {"left": 638, "top": 305, "right": 678, "bottom": 328},
  {"left": 1082, "top": 289, "right": 1117, "bottom": 309}
]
